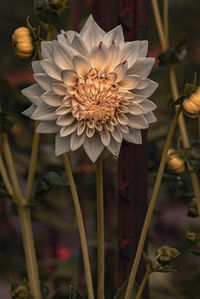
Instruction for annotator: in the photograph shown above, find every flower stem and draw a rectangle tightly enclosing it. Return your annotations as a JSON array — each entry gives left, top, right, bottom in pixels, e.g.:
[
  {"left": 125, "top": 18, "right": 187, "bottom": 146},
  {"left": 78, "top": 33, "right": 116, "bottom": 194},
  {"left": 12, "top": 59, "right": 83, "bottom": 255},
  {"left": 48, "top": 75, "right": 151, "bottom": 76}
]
[
  {"left": 163, "top": 0, "right": 169, "bottom": 48},
  {"left": 26, "top": 121, "right": 40, "bottom": 202},
  {"left": 96, "top": 154, "right": 104, "bottom": 299},
  {"left": 135, "top": 269, "right": 150, "bottom": 299},
  {"left": 124, "top": 106, "right": 182, "bottom": 299},
  {"left": 0, "top": 150, "right": 14, "bottom": 197},
  {"left": 62, "top": 153, "right": 94, "bottom": 299},
  {"left": 152, "top": 0, "right": 200, "bottom": 217},
  {"left": 1, "top": 133, "right": 42, "bottom": 299}
]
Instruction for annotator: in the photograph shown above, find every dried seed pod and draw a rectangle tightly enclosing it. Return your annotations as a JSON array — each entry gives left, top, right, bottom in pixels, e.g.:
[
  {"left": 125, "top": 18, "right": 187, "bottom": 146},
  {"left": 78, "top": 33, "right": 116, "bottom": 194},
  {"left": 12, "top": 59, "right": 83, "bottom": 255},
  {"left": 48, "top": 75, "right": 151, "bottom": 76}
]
[
  {"left": 167, "top": 149, "right": 186, "bottom": 175},
  {"left": 156, "top": 246, "right": 180, "bottom": 266},
  {"left": 183, "top": 88, "right": 200, "bottom": 118},
  {"left": 12, "top": 27, "right": 34, "bottom": 59}
]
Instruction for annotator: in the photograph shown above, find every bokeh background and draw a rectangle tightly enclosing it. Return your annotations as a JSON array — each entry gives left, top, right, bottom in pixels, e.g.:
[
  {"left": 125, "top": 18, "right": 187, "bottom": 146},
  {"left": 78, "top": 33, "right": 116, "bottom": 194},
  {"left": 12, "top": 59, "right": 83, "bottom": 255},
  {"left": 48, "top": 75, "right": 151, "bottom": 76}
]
[{"left": 1, "top": 0, "right": 200, "bottom": 298}]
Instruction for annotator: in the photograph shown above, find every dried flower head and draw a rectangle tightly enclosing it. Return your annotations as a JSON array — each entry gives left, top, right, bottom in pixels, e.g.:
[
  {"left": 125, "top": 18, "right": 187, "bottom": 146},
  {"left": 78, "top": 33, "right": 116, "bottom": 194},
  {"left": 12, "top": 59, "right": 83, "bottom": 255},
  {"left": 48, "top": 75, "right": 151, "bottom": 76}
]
[
  {"left": 183, "top": 87, "right": 200, "bottom": 118},
  {"left": 21, "top": 15, "right": 157, "bottom": 162},
  {"left": 12, "top": 27, "right": 34, "bottom": 59},
  {"left": 156, "top": 246, "right": 180, "bottom": 266},
  {"left": 167, "top": 148, "right": 186, "bottom": 175}
]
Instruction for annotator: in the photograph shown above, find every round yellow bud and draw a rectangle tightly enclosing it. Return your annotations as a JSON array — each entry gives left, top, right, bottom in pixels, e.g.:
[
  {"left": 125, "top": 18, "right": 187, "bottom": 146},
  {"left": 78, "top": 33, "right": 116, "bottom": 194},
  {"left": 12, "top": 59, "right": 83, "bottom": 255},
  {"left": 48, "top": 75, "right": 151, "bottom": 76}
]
[
  {"left": 12, "top": 27, "right": 34, "bottom": 60},
  {"left": 183, "top": 88, "right": 200, "bottom": 118},
  {"left": 167, "top": 149, "right": 186, "bottom": 175}
]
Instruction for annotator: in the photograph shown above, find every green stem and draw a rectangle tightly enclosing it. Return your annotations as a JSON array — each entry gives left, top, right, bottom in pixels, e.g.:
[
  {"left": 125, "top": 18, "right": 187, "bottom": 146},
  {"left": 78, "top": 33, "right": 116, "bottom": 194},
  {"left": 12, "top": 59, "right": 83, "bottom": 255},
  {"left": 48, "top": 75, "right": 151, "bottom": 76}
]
[
  {"left": 62, "top": 153, "right": 94, "bottom": 299},
  {"left": 0, "top": 150, "right": 14, "bottom": 197},
  {"left": 26, "top": 121, "right": 40, "bottom": 202},
  {"left": 1, "top": 133, "right": 42, "bottom": 299},
  {"left": 135, "top": 269, "right": 150, "bottom": 299},
  {"left": 124, "top": 106, "right": 182, "bottom": 299},
  {"left": 96, "top": 154, "right": 104, "bottom": 299}
]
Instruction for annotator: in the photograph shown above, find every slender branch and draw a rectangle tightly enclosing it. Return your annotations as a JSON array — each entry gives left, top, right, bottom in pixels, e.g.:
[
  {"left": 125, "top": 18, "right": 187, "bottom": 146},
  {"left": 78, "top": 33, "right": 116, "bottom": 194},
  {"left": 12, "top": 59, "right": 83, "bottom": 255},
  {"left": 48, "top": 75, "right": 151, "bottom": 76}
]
[
  {"left": 124, "top": 106, "right": 182, "bottom": 299},
  {"left": 1, "top": 133, "right": 42, "bottom": 299},
  {"left": 135, "top": 269, "right": 150, "bottom": 299},
  {"left": 0, "top": 150, "right": 14, "bottom": 197},
  {"left": 26, "top": 121, "right": 40, "bottom": 202},
  {"left": 151, "top": 0, "right": 167, "bottom": 50},
  {"left": 96, "top": 154, "right": 104, "bottom": 299},
  {"left": 62, "top": 153, "right": 94, "bottom": 299},
  {"left": 163, "top": 0, "right": 169, "bottom": 48}
]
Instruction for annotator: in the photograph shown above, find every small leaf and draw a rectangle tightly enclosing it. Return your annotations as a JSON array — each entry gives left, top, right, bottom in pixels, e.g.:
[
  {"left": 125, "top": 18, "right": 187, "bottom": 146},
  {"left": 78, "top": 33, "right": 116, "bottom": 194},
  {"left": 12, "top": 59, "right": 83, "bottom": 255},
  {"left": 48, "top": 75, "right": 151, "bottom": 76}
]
[{"left": 69, "top": 286, "right": 83, "bottom": 299}]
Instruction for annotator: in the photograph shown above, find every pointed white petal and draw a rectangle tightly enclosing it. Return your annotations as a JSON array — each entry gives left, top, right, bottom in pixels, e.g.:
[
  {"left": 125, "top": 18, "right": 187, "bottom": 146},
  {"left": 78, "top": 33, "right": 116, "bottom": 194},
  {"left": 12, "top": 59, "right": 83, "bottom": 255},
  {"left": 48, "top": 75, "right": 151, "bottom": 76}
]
[
  {"left": 104, "top": 42, "right": 120, "bottom": 72},
  {"left": 123, "top": 128, "right": 142, "bottom": 144},
  {"left": 61, "top": 70, "right": 79, "bottom": 85},
  {"left": 52, "top": 40, "right": 73, "bottom": 69},
  {"left": 116, "top": 112, "right": 129, "bottom": 125},
  {"left": 128, "top": 114, "right": 149, "bottom": 129},
  {"left": 139, "top": 99, "right": 157, "bottom": 113},
  {"left": 144, "top": 111, "right": 157, "bottom": 124},
  {"left": 40, "top": 91, "right": 63, "bottom": 107},
  {"left": 111, "top": 126, "right": 123, "bottom": 143},
  {"left": 56, "top": 114, "right": 74, "bottom": 126},
  {"left": 118, "top": 75, "right": 141, "bottom": 90},
  {"left": 37, "top": 121, "right": 59, "bottom": 133},
  {"left": 139, "top": 41, "right": 148, "bottom": 57},
  {"left": 21, "top": 84, "right": 43, "bottom": 105},
  {"left": 41, "top": 41, "right": 53, "bottom": 59},
  {"left": 31, "top": 104, "right": 57, "bottom": 121},
  {"left": 83, "top": 133, "right": 104, "bottom": 162},
  {"left": 57, "top": 30, "right": 76, "bottom": 45},
  {"left": 32, "top": 61, "right": 43, "bottom": 73},
  {"left": 34, "top": 73, "right": 56, "bottom": 91},
  {"left": 107, "top": 136, "right": 121, "bottom": 157},
  {"left": 73, "top": 55, "right": 90, "bottom": 77},
  {"left": 103, "top": 25, "right": 124, "bottom": 45},
  {"left": 99, "top": 129, "right": 110, "bottom": 146},
  {"left": 135, "top": 80, "right": 158, "bottom": 97},
  {"left": 90, "top": 42, "right": 108, "bottom": 71},
  {"left": 71, "top": 33, "right": 89, "bottom": 57},
  {"left": 128, "top": 103, "right": 144, "bottom": 115},
  {"left": 40, "top": 58, "right": 62, "bottom": 80},
  {"left": 80, "top": 16, "right": 105, "bottom": 51},
  {"left": 114, "top": 61, "right": 128, "bottom": 82},
  {"left": 70, "top": 132, "right": 86, "bottom": 151},
  {"left": 120, "top": 41, "right": 140, "bottom": 68},
  {"left": 127, "top": 57, "right": 155, "bottom": 77},
  {"left": 55, "top": 133, "right": 71, "bottom": 155},
  {"left": 55, "top": 105, "right": 71, "bottom": 115},
  {"left": 22, "top": 104, "right": 36, "bottom": 117},
  {"left": 51, "top": 83, "right": 67, "bottom": 95}
]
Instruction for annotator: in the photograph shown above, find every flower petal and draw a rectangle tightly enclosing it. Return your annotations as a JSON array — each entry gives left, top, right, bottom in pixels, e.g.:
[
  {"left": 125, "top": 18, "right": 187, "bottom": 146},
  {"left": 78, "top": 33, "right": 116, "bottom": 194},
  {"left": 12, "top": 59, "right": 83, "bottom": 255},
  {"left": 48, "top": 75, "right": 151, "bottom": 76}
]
[
  {"left": 21, "top": 84, "right": 43, "bottom": 105},
  {"left": 40, "top": 91, "right": 63, "bottom": 107},
  {"left": 83, "top": 133, "right": 104, "bottom": 162},
  {"left": 51, "top": 83, "right": 67, "bottom": 95},
  {"left": 41, "top": 41, "right": 53, "bottom": 59},
  {"left": 127, "top": 58, "right": 155, "bottom": 78},
  {"left": 52, "top": 40, "right": 73, "bottom": 69},
  {"left": 107, "top": 136, "right": 121, "bottom": 157},
  {"left": 90, "top": 42, "right": 108, "bottom": 71},
  {"left": 56, "top": 114, "right": 74, "bottom": 126},
  {"left": 31, "top": 104, "right": 57, "bottom": 121},
  {"left": 144, "top": 111, "right": 157, "bottom": 123},
  {"left": 37, "top": 121, "right": 59, "bottom": 133},
  {"left": 55, "top": 105, "right": 71, "bottom": 115},
  {"left": 60, "top": 121, "right": 78, "bottom": 137},
  {"left": 123, "top": 128, "right": 142, "bottom": 144},
  {"left": 55, "top": 133, "right": 71, "bottom": 155},
  {"left": 139, "top": 99, "right": 157, "bottom": 113},
  {"left": 57, "top": 30, "right": 76, "bottom": 46},
  {"left": 104, "top": 42, "right": 120, "bottom": 72},
  {"left": 114, "top": 61, "right": 128, "bottom": 82},
  {"left": 32, "top": 61, "right": 43, "bottom": 73},
  {"left": 71, "top": 33, "right": 89, "bottom": 57},
  {"left": 128, "top": 114, "right": 149, "bottom": 129},
  {"left": 70, "top": 132, "right": 86, "bottom": 151},
  {"left": 103, "top": 25, "right": 124, "bottom": 45},
  {"left": 135, "top": 80, "right": 158, "bottom": 97},
  {"left": 111, "top": 126, "right": 123, "bottom": 143},
  {"left": 40, "top": 58, "right": 62, "bottom": 80},
  {"left": 73, "top": 55, "right": 90, "bottom": 77},
  {"left": 118, "top": 75, "right": 141, "bottom": 90},
  {"left": 99, "top": 129, "right": 111, "bottom": 146},
  {"left": 34, "top": 73, "right": 56, "bottom": 91},
  {"left": 61, "top": 70, "right": 79, "bottom": 85},
  {"left": 127, "top": 103, "right": 144, "bottom": 115},
  {"left": 22, "top": 104, "right": 36, "bottom": 117},
  {"left": 120, "top": 41, "right": 140, "bottom": 68},
  {"left": 139, "top": 41, "right": 148, "bottom": 57}
]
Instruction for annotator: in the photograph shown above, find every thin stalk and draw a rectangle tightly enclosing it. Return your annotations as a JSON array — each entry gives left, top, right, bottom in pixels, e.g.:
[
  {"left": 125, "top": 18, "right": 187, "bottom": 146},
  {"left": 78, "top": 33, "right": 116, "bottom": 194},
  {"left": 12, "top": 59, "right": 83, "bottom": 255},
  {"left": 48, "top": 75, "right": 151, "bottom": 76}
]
[
  {"left": 62, "top": 153, "right": 94, "bottom": 299},
  {"left": 152, "top": 0, "right": 200, "bottom": 216},
  {"left": 26, "top": 121, "right": 40, "bottom": 202},
  {"left": 163, "top": 0, "right": 169, "bottom": 47},
  {"left": 135, "top": 269, "right": 150, "bottom": 299},
  {"left": 1, "top": 133, "right": 42, "bottom": 299},
  {"left": 0, "top": 151, "right": 14, "bottom": 197},
  {"left": 124, "top": 106, "right": 182, "bottom": 299},
  {"left": 96, "top": 155, "right": 104, "bottom": 299}
]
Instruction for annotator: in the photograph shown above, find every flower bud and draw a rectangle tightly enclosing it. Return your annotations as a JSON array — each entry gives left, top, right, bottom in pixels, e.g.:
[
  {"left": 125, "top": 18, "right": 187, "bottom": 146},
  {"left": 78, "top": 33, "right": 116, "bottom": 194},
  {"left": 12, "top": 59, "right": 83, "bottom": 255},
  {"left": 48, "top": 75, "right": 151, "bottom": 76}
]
[
  {"left": 185, "top": 230, "right": 197, "bottom": 243},
  {"left": 183, "top": 88, "right": 200, "bottom": 118},
  {"left": 167, "top": 149, "right": 186, "bottom": 175},
  {"left": 156, "top": 246, "right": 180, "bottom": 266},
  {"left": 12, "top": 27, "right": 34, "bottom": 59}
]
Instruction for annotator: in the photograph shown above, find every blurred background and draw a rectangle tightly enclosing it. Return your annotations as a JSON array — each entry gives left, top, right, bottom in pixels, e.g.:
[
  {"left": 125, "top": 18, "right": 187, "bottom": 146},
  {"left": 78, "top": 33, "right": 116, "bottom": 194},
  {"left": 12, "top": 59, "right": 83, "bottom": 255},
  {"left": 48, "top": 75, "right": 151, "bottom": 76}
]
[{"left": 1, "top": 0, "right": 200, "bottom": 298}]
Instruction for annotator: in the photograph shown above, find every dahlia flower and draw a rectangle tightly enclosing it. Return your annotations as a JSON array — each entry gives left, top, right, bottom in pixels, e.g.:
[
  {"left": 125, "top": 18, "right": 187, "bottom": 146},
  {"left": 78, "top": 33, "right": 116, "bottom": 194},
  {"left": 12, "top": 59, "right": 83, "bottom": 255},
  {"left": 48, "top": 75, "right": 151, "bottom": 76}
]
[{"left": 22, "top": 15, "right": 158, "bottom": 162}]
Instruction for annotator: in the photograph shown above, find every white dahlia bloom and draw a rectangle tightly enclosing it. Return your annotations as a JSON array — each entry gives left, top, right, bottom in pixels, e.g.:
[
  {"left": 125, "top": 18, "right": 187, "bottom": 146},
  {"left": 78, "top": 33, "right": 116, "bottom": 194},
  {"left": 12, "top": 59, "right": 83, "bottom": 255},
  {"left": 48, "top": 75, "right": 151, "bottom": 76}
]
[{"left": 22, "top": 15, "right": 158, "bottom": 162}]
